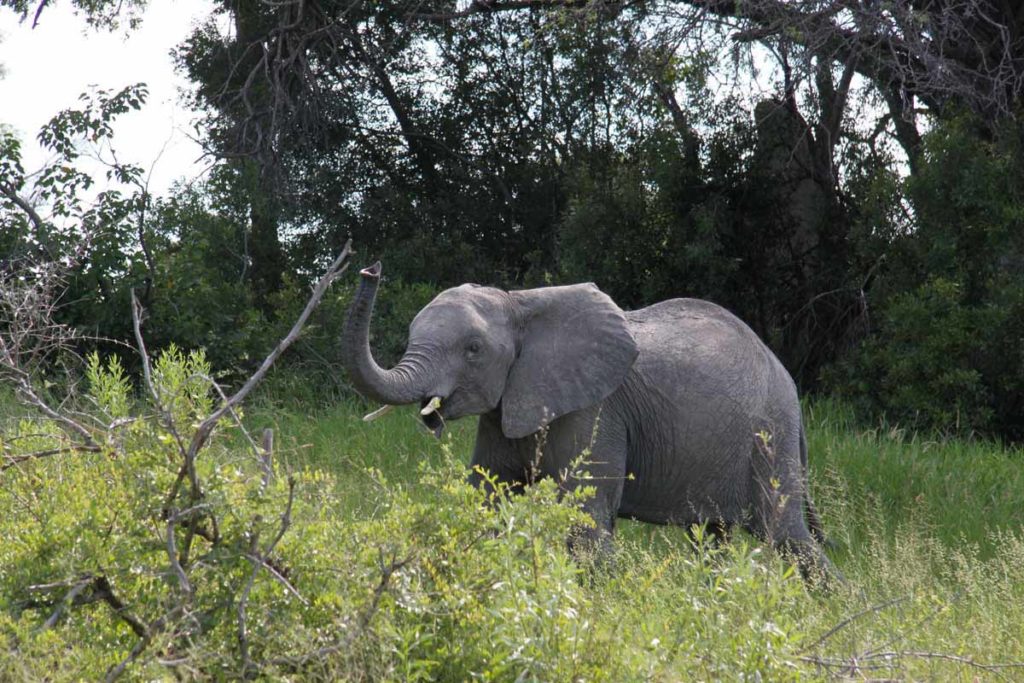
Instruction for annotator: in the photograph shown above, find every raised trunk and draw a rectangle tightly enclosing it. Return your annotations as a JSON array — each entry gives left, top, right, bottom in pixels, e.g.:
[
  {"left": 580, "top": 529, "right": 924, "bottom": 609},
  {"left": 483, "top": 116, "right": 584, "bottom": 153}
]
[{"left": 341, "top": 262, "right": 432, "bottom": 404}]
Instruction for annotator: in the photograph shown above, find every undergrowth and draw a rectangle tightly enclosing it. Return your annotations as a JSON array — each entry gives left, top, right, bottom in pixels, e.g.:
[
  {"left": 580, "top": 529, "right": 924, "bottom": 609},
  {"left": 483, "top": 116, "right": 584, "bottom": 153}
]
[{"left": 2, "top": 365, "right": 1024, "bottom": 680}]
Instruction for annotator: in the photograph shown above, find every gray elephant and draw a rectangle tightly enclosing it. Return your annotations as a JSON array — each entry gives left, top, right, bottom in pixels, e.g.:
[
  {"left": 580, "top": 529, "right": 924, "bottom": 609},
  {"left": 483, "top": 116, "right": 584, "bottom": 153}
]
[{"left": 342, "top": 262, "right": 837, "bottom": 580}]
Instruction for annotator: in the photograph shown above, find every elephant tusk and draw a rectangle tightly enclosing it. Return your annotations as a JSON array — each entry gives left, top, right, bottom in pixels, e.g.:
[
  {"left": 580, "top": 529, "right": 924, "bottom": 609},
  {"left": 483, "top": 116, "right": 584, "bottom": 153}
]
[
  {"left": 420, "top": 396, "right": 442, "bottom": 416},
  {"left": 362, "top": 404, "right": 395, "bottom": 422}
]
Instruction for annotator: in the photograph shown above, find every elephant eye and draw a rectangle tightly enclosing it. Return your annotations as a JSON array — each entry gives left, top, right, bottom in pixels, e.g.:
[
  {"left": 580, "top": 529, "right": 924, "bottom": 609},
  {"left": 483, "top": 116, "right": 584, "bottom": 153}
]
[{"left": 466, "top": 339, "right": 483, "bottom": 355}]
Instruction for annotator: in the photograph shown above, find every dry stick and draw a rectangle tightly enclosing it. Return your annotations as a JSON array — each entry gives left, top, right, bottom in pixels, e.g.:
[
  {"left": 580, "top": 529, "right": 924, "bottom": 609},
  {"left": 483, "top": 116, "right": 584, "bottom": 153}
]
[
  {"left": 105, "top": 605, "right": 187, "bottom": 683},
  {"left": 798, "top": 595, "right": 910, "bottom": 654},
  {"left": 260, "top": 428, "right": 274, "bottom": 490},
  {"left": 237, "top": 526, "right": 262, "bottom": 679},
  {"left": 29, "top": 575, "right": 147, "bottom": 639},
  {"left": 269, "top": 551, "right": 410, "bottom": 672},
  {"left": 92, "top": 575, "right": 148, "bottom": 639},
  {"left": 2, "top": 444, "right": 102, "bottom": 471},
  {"left": 131, "top": 289, "right": 204, "bottom": 565},
  {"left": 798, "top": 651, "right": 1024, "bottom": 679},
  {"left": 183, "top": 240, "right": 352, "bottom": 466},
  {"left": 201, "top": 374, "right": 273, "bottom": 496},
  {"left": 164, "top": 515, "right": 194, "bottom": 602},
  {"left": 1, "top": 347, "right": 97, "bottom": 448},
  {"left": 130, "top": 290, "right": 196, "bottom": 498},
  {"left": 41, "top": 577, "right": 92, "bottom": 630},
  {"left": 238, "top": 476, "right": 301, "bottom": 678},
  {"left": 859, "top": 650, "right": 1024, "bottom": 673}
]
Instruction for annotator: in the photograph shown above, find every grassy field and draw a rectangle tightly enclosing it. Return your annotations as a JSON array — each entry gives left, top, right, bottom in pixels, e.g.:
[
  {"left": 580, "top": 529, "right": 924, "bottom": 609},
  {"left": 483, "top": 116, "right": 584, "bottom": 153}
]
[
  {"left": 3, "top": 378, "right": 1024, "bottom": 680},
  {"left": 243, "top": 397, "right": 1024, "bottom": 677}
]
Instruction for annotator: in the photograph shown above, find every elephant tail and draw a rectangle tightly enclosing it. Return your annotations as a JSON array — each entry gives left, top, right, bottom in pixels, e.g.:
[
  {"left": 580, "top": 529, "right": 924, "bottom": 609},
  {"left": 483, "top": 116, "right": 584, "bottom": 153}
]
[{"left": 800, "top": 427, "right": 830, "bottom": 547}]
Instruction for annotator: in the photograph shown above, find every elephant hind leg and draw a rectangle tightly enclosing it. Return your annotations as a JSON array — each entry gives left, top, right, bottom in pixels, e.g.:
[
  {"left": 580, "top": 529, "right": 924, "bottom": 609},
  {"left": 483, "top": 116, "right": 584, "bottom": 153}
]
[{"left": 749, "top": 435, "right": 842, "bottom": 585}]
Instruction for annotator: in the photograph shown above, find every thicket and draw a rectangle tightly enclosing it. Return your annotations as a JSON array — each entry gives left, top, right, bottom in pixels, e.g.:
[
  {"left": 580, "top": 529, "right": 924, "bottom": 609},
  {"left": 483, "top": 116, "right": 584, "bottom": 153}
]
[{"left": 5, "top": 371, "right": 1024, "bottom": 679}]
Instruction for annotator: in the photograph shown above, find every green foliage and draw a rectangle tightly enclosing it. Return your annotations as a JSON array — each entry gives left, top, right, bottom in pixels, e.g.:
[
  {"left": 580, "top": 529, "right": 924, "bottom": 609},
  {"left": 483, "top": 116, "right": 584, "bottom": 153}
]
[
  {"left": 832, "top": 116, "right": 1024, "bottom": 439},
  {"left": 5, "top": 367, "right": 1024, "bottom": 679},
  {"left": 557, "top": 128, "right": 742, "bottom": 309},
  {"left": 3, "top": 0, "right": 149, "bottom": 30},
  {"left": 839, "top": 278, "right": 999, "bottom": 433}
]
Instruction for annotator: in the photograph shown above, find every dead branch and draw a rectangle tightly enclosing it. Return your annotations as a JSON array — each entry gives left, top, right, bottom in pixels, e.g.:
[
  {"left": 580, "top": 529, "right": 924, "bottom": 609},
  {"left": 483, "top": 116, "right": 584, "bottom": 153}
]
[
  {"left": 27, "top": 574, "right": 146, "bottom": 638},
  {"left": 799, "top": 595, "right": 910, "bottom": 654},
  {"left": 238, "top": 475, "right": 300, "bottom": 678},
  {"left": 799, "top": 650, "right": 1024, "bottom": 678},
  {"left": 182, "top": 240, "right": 351, "bottom": 465},
  {"left": 130, "top": 289, "right": 195, "bottom": 488},
  {"left": 105, "top": 604, "right": 187, "bottom": 683},
  {"left": 2, "top": 444, "right": 102, "bottom": 471},
  {"left": 0, "top": 259, "right": 98, "bottom": 448}
]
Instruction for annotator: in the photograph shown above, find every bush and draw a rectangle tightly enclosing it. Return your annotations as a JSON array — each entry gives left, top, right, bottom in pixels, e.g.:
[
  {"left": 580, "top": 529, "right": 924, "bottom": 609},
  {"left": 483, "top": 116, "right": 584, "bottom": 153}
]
[{"left": 0, "top": 349, "right": 592, "bottom": 679}]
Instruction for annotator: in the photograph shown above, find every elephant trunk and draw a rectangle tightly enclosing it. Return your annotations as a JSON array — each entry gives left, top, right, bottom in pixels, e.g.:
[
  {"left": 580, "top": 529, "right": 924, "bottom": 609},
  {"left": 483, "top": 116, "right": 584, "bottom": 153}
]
[{"left": 341, "top": 262, "right": 433, "bottom": 405}]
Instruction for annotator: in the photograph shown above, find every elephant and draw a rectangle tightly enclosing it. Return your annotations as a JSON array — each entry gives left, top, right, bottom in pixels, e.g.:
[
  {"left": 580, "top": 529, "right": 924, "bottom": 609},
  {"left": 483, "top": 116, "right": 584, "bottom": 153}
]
[{"left": 342, "top": 262, "right": 838, "bottom": 581}]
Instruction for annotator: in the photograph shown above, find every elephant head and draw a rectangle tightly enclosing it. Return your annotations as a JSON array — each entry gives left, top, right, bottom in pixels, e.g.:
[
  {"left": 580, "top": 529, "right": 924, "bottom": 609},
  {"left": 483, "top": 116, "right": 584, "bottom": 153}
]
[{"left": 341, "top": 263, "right": 639, "bottom": 439}]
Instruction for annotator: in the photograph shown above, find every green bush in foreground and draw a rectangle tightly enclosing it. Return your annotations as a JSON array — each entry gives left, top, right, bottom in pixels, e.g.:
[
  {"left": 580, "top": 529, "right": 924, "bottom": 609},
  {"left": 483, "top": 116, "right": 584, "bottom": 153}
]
[{"left": 3, "top": 357, "right": 1024, "bottom": 680}]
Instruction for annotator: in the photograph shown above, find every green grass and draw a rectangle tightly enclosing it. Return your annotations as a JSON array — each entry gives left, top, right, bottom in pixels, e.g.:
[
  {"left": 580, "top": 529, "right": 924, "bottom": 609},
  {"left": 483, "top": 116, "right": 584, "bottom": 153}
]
[
  {"left": 256, "top": 396, "right": 1024, "bottom": 552},
  {"left": 4, "top": 385, "right": 1024, "bottom": 680},
  {"left": 248, "top": 397, "right": 1024, "bottom": 677}
]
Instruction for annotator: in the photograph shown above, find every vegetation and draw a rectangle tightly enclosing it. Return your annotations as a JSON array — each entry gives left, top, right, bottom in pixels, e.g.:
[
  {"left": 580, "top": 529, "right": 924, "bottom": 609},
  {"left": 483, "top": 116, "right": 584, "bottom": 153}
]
[
  {"left": 3, "top": 370, "right": 1024, "bottom": 680},
  {"left": 2, "top": 2, "right": 1024, "bottom": 679}
]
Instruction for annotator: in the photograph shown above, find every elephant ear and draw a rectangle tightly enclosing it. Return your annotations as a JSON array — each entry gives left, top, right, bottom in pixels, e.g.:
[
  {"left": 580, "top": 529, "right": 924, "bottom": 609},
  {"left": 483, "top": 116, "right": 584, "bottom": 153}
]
[{"left": 501, "top": 284, "right": 638, "bottom": 439}]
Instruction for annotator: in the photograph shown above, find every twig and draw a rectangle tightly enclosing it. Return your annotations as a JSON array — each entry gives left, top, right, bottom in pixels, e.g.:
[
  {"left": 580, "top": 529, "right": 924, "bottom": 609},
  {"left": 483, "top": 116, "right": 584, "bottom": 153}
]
[
  {"left": 105, "top": 605, "right": 186, "bottom": 682},
  {"left": 28, "top": 575, "right": 146, "bottom": 638},
  {"left": 164, "top": 517, "right": 194, "bottom": 601},
  {"left": 799, "top": 595, "right": 909, "bottom": 654},
  {"left": 260, "top": 428, "right": 274, "bottom": 491},
  {"left": 799, "top": 650, "right": 1024, "bottom": 678},
  {"left": 269, "top": 550, "right": 410, "bottom": 672},
  {"left": 861, "top": 650, "right": 1024, "bottom": 672},
  {"left": 2, "top": 444, "right": 102, "bottom": 471},
  {"left": 131, "top": 289, "right": 195, "bottom": 493},
  {"left": 41, "top": 577, "right": 91, "bottom": 630},
  {"left": 237, "top": 475, "right": 299, "bottom": 678}
]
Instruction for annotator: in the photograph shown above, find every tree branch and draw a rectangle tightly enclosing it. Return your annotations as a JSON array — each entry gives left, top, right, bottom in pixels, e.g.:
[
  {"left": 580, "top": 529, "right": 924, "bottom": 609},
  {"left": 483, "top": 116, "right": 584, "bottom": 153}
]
[{"left": 182, "top": 240, "right": 351, "bottom": 464}]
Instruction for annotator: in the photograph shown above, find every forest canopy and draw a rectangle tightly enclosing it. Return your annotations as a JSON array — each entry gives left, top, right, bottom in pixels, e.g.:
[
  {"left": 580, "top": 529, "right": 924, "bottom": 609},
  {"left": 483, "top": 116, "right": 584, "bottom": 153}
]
[{"left": 2, "top": 0, "right": 1024, "bottom": 438}]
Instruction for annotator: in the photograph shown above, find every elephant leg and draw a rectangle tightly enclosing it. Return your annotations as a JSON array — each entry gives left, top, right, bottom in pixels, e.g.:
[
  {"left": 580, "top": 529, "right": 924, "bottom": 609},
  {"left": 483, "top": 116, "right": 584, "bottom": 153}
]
[
  {"left": 748, "top": 429, "right": 839, "bottom": 584},
  {"left": 555, "top": 412, "right": 628, "bottom": 564},
  {"left": 467, "top": 410, "right": 527, "bottom": 498}
]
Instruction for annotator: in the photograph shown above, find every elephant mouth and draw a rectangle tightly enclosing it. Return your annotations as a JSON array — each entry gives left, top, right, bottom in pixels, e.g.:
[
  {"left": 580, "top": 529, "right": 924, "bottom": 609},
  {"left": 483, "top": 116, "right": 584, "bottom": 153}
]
[{"left": 420, "top": 396, "right": 446, "bottom": 438}]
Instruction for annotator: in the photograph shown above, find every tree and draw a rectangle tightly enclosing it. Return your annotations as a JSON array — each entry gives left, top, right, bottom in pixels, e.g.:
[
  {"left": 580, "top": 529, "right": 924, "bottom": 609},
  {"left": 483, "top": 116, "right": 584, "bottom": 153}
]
[{"left": 2, "top": 0, "right": 149, "bottom": 29}]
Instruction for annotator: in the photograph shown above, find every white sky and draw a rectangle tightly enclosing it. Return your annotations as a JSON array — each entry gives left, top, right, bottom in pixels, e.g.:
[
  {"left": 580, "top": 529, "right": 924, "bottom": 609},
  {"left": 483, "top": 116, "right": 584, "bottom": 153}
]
[{"left": 0, "top": 0, "right": 216, "bottom": 197}]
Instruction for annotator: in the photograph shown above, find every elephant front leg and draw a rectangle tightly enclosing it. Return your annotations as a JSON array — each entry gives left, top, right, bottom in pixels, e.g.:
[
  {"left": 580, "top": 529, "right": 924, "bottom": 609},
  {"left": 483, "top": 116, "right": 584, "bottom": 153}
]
[
  {"left": 548, "top": 410, "right": 629, "bottom": 564},
  {"left": 467, "top": 410, "right": 528, "bottom": 498}
]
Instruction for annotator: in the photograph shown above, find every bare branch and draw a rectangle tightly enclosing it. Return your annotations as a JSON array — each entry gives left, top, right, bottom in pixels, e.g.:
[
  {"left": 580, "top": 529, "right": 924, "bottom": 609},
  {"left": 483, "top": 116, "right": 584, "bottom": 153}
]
[
  {"left": 27, "top": 574, "right": 147, "bottom": 638},
  {"left": 183, "top": 240, "right": 351, "bottom": 463},
  {"left": 269, "top": 550, "right": 410, "bottom": 672},
  {"left": 105, "top": 605, "right": 186, "bottom": 682},
  {"left": 799, "top": 595, "right": 910, "bottom": 654},
  {"left": 2, "top": 444, "right": 102, "bottom": 471}
]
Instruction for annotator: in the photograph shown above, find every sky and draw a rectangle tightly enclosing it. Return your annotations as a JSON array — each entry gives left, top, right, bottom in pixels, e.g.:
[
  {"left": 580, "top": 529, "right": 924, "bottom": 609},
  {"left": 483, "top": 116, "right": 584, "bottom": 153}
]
[{"left": 0, "top": 0, "right": 216, "bottom": 197}]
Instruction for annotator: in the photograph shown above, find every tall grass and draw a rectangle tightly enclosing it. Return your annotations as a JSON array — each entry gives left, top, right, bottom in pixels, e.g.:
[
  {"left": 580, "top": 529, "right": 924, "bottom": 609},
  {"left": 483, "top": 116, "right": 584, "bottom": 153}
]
[
  {"left": 4, "top": 389, "right": 1024, "bottom": 679},
  {"left": 251, "top": 398, "right": 1024, "bottom": 678}
]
